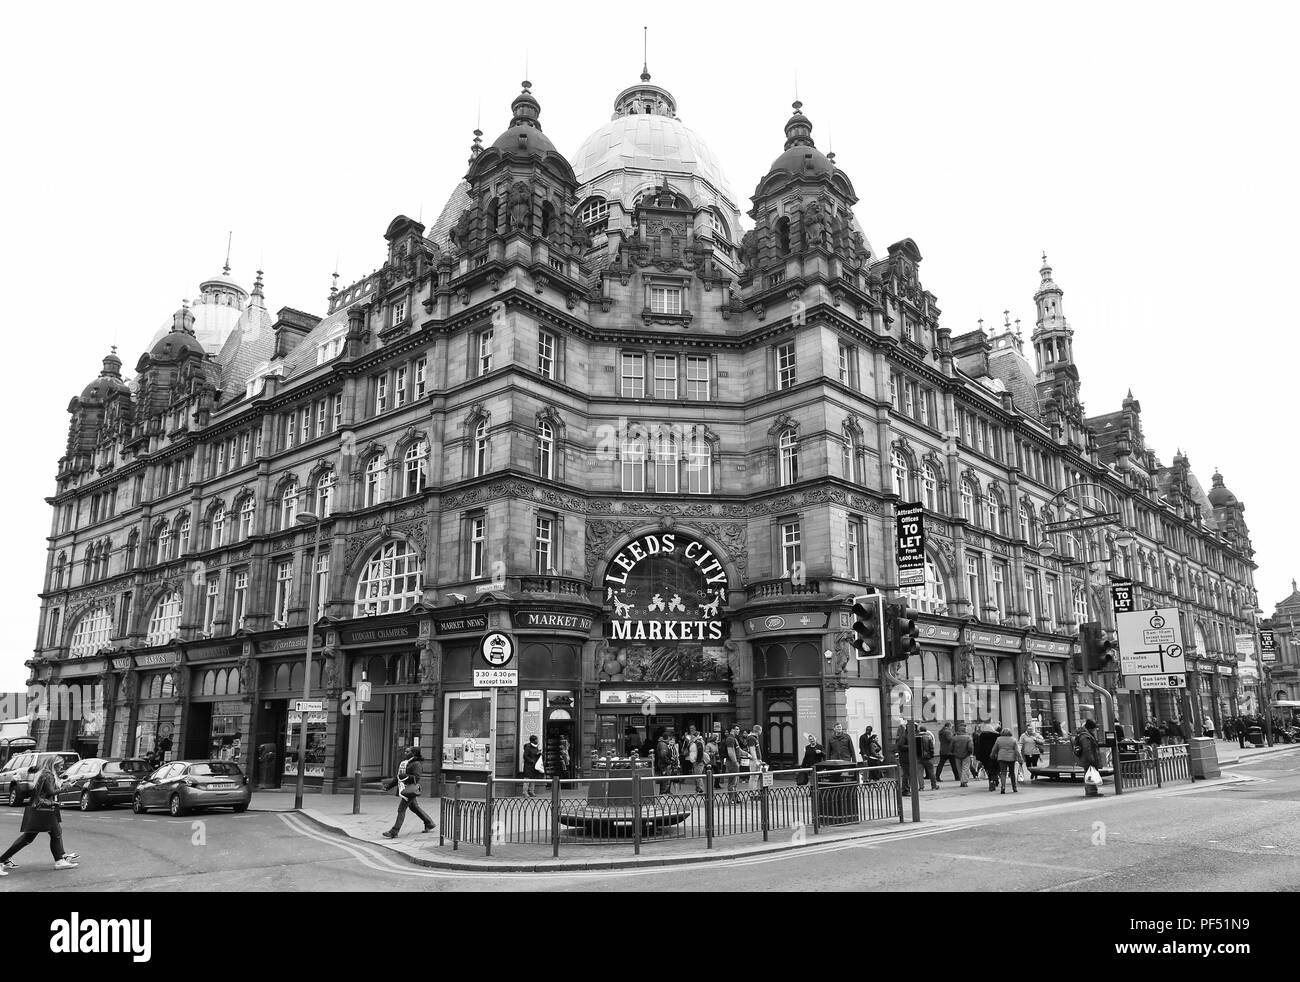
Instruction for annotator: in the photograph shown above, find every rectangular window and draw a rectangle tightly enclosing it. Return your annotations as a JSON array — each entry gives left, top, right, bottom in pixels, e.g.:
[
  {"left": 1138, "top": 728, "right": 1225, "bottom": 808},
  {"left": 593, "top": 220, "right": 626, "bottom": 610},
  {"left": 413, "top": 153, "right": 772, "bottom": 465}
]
[
  {"left": 470, "top": 516, "right": 486, "bottom": 580},
  {"left": 653, "top": 354, "right": 678, "bottom": 399},
  {"left": 963, "top": 411, "right": 974, "bottom": 447},
  {"left": 920, "top": 389, "right": 933, "bottom": 427},
  {"left": 283, "top": 412, "right": 296, "bottom": 449},
  {"left": 316, "top": 399, "right": 327, "bottom": 438},
  {"left": 650, "top": 285, "right": 682, "bottom": 315},
  {"left": 414, "top": 357, "right": 428, "bottom": 398},
  {"left": 889, "top": 372, "right": 901, "bottom": 411},
  {"left": 392, "top": 299, "right": 407, "bottom": 329},
  {"left": 46, "top": 608, "right": 61, "bottom": 648},
  {"left": 374, "top": 374, "right": 388, "bottom": 414},
  {"left": 538, "top": 331, "right": 556, "bottom": 379},
  {"left": 776, "top": 342, "right": 797, "bottom": 390},
  {"left": 847, "top": 518, "right": 862, "bottom": 582},
  {"left": 274, "top": 560, "right": 294, "bottom": 624},
  {"left": 654, "top": 436, "right": 678, "bottom": 493},
  {"left": 621, "top": 353, "right": 645, "bottom": 398},
  {"left": 686, "top": 438, "right": 711, "bottom": 494},
  {"left": 204, "top": 576, "right": 220, "bottom": 635},
  {"left": 132, "top": 478, "right": 143, "bottom": 507},
  {"left": 1045, "top": 577, "right": 1058, "bottom": 631},
  {"left": 240, "top": 432, "right": 250, "bottom": 465},
  {"left": 781, "top": 521, "right": 802, "bottom": 577},
  {"left": 1025, "top": 571, "right": 1038, "bottom": 624},
  {"left": 254, "top": 429, "right": 263, "bottom": 459},
  {"left": 331, "top": 394, "right": 343, "bottom": 433},
  {"left": 394, "top": 366, "right": 408, "bottom": 408},
  {"left": 621, "top": 431, "right": 646, "bottom": 492},
  {"left": 215, "top": 443, "right": 226, "bottom": 474},
  {"left": 118, "top": 592, "right": 132, "bottom": 639},
  {"left": 904, "top": 382, "right": 917, "bottom": 419},
  {"left": 992, "top": 563, "right": 1006, "bottom": 619},
  {"left": 232, "top": 571, "right": 248, "bottom": 629},
  {"left": 966, "top": 555, "right": 982, "bottom": 611},
  {"left": 300, "top": 410, "right": 311, "bottom": 445},
  {"left": 478, "top": 329, "right": 493, "bottom": 375},
  {"left": 685, "top": 356, "right": 711, "bottom": 400},
  {"left": 314, "top": 554, "right": 329, "bottom": 620},
  {"left": 534, "top": 515, "right": 554, "bottom": 574},
  {"left": 977, "top": 420, "right": 988, "bottom": 455},
  {"left": 837, "top": 344, "right": 851, "bottom": 385}
]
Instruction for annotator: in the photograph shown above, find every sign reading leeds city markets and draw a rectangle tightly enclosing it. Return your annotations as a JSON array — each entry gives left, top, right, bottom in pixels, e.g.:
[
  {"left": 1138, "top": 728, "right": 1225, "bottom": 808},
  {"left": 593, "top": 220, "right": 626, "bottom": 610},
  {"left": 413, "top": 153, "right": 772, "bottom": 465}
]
[
  {"left": 603, "top": 532, "right": 730, "bottom": 641},
  {"left": 895, "top": 503, "right": 925, "bottom": 588}
]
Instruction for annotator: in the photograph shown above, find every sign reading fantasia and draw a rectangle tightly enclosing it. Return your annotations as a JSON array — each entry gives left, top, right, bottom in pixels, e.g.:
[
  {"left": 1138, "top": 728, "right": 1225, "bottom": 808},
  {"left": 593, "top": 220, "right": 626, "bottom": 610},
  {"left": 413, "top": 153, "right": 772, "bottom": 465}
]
[{"left": 603, "top": 532, "right": 729, "bottom": 641}]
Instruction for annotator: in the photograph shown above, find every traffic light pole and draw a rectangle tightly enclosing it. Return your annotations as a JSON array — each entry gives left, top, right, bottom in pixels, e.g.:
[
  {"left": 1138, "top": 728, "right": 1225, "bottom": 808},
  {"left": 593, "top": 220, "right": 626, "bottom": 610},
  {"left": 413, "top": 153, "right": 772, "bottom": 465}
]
[{"left": 1084, "top": 675, "right": 1123, "bottom": 795}]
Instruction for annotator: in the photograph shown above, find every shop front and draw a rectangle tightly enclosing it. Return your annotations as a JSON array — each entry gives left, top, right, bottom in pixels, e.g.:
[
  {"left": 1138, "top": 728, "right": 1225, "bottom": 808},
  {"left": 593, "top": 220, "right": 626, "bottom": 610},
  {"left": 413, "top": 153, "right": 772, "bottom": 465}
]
[
  {"left": 131, "top": 653, "right": 181, "bottom": 763},
  {"left": 1025, "top": 638, "right": 1073, "bottom": 739},
  {"left": 745, "top": 610, "right": 839, "bottom": 768},
  {"left": 253, "top": 631, "right": 326, "bottom": 790},
  {"left": 436, "top": 609, "right": 496, "bottom": 783},
  {"left": 594, "top": 528, "right": 738, "bottom": 768},
  {"left": 183, "top": 642, "right": 247, "bottom": 765},
  {"left": 513, "top": 609, "right": 594, "bottom": 779},
  {"left": 338, "top": 619, "right": 423, "bottom": 785},
  {"left": 34, "top": 655, "right": 108, "bottom": 758}
]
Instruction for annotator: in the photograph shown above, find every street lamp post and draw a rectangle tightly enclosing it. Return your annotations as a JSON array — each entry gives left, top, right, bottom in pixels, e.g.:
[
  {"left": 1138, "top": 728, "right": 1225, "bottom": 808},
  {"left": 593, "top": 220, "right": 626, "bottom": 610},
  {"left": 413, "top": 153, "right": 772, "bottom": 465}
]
[
  {"left": 294, "top": 510, "right": 325, "bottom": 810},
  {"left": 1241, "top": 604, "right": 1272, "bottom": 747}
]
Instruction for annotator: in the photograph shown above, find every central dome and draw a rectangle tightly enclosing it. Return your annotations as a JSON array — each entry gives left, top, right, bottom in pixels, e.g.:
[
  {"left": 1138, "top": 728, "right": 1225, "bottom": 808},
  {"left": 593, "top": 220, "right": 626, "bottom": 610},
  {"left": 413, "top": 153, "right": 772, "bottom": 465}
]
[{"left": 573, "top": 74, "right": 736, "bottom": 209}]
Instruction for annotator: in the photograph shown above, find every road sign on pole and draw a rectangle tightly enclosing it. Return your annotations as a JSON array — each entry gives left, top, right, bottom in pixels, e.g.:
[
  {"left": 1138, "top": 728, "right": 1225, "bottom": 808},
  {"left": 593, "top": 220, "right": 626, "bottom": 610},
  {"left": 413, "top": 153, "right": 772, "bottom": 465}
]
[
  {"left": 295, "top": 700, "right": 323, "bottom": 712},
  {"left": 1139, "top": 673, "right": 1187, "bottom": 690},
  {"left": 1115, "top": 607, "right": 1185, "bottom": 677}
]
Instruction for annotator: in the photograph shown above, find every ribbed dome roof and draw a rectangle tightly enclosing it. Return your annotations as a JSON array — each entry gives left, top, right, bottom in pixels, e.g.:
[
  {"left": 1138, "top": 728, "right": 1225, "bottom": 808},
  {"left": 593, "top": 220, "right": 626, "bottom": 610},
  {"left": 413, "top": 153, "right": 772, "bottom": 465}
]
[
  {"left": 1208, "top": 471, "right": 1238, "bottom": 506},
  {"left": 80, "top": 350, "right": 129, "bottom": 402},
  {"left": 151, "top": 306, "right": 206, "bottom": 360},
  {"left": 574, "top": 74, "right": 735, "bottom": 203}
]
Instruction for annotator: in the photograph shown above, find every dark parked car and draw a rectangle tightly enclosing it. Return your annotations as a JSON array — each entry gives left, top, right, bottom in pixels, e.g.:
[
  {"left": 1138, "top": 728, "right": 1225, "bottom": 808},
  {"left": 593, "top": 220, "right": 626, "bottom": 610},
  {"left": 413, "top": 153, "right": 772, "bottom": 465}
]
[
  {"left": 1, "top": 751, "right": 80, "bottom": 806},
  {"left": 55, "top": 758, "right": 151, "bottom": 811},
  {"left": 133, "top": 760, "right": 251, "bottom": 816}
]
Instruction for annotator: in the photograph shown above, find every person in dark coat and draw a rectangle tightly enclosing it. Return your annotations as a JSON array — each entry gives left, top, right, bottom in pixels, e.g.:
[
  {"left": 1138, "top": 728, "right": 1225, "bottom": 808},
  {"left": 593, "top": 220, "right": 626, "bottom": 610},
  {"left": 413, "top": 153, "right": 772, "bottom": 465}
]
[
  {"left": 826, "top": 723, "right": 856, "bottom": 762},
  {"left": 0, "top": 760, "right": 79, "bottom": 872},
  {"left": 934, "top": 723, "right": 959, "bottom": 783},
  {"left": 797, "top": 733, "right": 824, "bottom": 786},
  {"left": 858, "top": 726, "right": 883, "bottom": 782},
  {"left": 1143, "top": 719, "right": 1163, "bottom": 749},
  {"left": 974, "top": 724, "right": 1000, "bottom": 792},
  {"left": 383, "top": 747, "right": 435, "bottom": 838},
  {"left": 949, "top": 724, "right": 975, "bottom": 787},
  {"left": 522, "top": 734, "right": 544, "bottom": 797},
  {"left": 1076, "top": 719, "right": 1104, "bottom": 797}
]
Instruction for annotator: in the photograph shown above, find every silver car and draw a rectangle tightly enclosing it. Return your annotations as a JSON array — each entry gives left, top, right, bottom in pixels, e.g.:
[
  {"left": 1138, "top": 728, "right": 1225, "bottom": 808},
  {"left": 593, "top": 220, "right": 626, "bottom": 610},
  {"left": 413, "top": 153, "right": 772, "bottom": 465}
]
[{"left": 132, "top": 760, "right": 252, "bottom": 816}]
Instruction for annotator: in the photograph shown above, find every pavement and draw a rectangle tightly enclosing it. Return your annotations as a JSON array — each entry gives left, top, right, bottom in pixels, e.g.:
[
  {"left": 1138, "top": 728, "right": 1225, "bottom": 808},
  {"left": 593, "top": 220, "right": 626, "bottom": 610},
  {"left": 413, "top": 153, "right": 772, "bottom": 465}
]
[{"left": 247, "top": 741, "right": 1300, "bottom": 872}]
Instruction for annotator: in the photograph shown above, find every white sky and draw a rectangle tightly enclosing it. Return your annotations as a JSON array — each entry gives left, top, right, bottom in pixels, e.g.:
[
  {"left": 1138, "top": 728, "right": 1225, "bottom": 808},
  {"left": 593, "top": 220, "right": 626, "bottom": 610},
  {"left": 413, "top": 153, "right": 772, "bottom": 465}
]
[{"left": 3, "top": 1, "right": 1297, "bottom": 689}]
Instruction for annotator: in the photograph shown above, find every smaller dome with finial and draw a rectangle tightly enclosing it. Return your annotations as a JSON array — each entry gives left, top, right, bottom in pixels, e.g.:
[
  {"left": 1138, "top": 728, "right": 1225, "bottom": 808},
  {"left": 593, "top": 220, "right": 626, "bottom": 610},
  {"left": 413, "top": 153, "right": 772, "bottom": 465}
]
[
  {"left": 80, "top": 348, "right": 131, "bottom": 402},
  {"left": 150, "top": 303, "right": 206, "bottom": 360},
  {"left": 1208, "top": 470, "right": 1238, "bottom": 507},
  {"left": 765, "top": 101, "right": 835, "bottom": 178},
  {"left": 489, "top": 81, "right": 560, "bottom": 157}
]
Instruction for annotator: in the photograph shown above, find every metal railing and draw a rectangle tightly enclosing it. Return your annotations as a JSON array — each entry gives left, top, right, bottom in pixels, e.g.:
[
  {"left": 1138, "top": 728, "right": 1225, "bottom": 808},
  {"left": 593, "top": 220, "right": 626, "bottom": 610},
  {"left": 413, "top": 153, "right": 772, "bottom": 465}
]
[
  {"left": 1115, "top": 743, "right": 1194, "bottom": 792},
  {"left": 438, "top": 763, "right": 903, "bottom": 857}
]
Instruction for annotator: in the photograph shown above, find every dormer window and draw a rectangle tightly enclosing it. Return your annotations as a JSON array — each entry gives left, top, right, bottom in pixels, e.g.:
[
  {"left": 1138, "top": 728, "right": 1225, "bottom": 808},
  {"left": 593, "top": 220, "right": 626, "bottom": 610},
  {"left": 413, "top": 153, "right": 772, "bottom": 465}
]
[
  {"left": 316, "top": 324, "right": 345, "bottom": 365},
  {"left": 392, "top": 300, "right": 407, "bottom": 329},
  {"left": 650, "top": 286, "right": 682, "bottom": 315}
]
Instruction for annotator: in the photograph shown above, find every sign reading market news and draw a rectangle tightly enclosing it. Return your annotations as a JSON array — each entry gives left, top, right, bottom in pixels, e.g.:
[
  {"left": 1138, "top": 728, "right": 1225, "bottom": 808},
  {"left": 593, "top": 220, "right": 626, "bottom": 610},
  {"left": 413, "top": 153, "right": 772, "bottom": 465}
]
[{"left": 603, "top": 532, "right": 729, "bottom": 641}]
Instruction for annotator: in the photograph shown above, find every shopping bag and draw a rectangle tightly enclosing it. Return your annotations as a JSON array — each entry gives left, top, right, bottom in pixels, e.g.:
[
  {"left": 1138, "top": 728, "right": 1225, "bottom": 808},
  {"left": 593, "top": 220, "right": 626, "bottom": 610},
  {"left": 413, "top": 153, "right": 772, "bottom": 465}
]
[
  {"left": 1084, "top": 766, "right": 1102, "bottom": 786},
  {"left": 1016, "top": 761, "right": 1030, "bottom": 783}
]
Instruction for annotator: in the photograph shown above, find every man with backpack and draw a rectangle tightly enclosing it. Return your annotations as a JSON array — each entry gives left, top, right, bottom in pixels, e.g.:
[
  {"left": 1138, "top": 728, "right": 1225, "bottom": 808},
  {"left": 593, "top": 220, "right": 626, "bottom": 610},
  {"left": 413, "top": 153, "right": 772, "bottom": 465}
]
[{"left": 383, "top": 747, "right": 435, "bottom": 838}]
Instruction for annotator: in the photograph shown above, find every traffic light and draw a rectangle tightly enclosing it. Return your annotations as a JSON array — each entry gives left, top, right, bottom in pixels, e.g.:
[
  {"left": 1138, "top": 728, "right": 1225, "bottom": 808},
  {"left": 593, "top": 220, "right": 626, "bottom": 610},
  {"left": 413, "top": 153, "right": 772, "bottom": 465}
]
[
  {"left": 1079, "top": 621, "right": 1119, "bottom": 671},
  {"left": 850, "top": 593, "right": 884, "bottom": 659},
  {"left": 887, "top": 603, "right": 921, "bottom": 662}
]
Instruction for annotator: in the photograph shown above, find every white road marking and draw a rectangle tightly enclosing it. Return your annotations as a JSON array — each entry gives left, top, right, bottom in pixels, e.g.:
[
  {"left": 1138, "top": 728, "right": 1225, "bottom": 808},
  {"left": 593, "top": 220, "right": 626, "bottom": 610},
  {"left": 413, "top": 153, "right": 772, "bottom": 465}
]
[
  {"left": 1038, "top": 870, "right": 1114, "bottom": 891},
  {"left": 930, "top": 852, "right": 1095, "bottom": 874}
]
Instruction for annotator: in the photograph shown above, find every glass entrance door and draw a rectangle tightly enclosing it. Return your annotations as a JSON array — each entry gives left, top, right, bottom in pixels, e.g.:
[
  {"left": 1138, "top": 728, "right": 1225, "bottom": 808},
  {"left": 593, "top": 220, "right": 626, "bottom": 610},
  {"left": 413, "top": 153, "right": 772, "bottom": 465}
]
[{"left": 763, "top": 689, "right": 796, "bottom": 767}]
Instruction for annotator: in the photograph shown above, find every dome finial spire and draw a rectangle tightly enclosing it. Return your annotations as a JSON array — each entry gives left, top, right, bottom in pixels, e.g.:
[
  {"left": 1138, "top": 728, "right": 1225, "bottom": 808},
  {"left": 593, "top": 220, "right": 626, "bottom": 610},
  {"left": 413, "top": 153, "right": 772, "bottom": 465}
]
[
  {"left": 641, "top": 25, "right": 650, "bottom": 81},
  {"left": 223, "top": 230, "right": 232, "bottom": 277}
]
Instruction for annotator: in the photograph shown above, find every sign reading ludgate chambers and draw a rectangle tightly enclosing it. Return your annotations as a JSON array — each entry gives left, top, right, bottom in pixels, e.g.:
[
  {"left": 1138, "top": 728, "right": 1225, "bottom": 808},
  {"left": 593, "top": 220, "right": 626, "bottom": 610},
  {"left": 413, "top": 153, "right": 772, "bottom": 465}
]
[{"left": 603, "top": 532, "right": 730, "bottom": 641}]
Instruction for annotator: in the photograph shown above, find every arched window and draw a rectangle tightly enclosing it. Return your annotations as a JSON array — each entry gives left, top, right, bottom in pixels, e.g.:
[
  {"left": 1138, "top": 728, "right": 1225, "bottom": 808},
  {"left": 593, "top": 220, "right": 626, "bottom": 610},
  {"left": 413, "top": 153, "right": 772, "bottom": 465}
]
[
  {"left": 540, "top": 200, "right": 555, "bottom": 238},
  {"left": 54, "top": 552, "right": 67, "bottom": 590},
  {"left": 578, "top": 196, "right": 608, "bottom": 230},
  {"left": 903, "top": 558, "right": 948, "bottom": 615},
  {"left": 145, "top": 590, "right": 183, "bottom": 646},
  {"left": 316, "top": 472, "right": 335, "bottom": 518},
  {"left": 986, "top": 490, "right": 1002, "bottom": 535},
  {"left": 776, "top": 216, "right": 791, "bottom": 254},
  {"left": 473, "top": 421, "right": 489, "bottom": 477},
  {"left": 154, "top": 520, "right": 171, "bottom": 565},
  {"left": 69, "top": 604, "right": 112, "bottom": 656},
  {"left": 686, "top": 434, "right": 711, "bottom": 494},
  {"left": 485, "top": 197, "right": 499, "bottom": 234},
  {"left": 921, "top": 464, "right": 938, "bottom": 511},
  {"left": 621, "top": 427, "right": 646, "bottom": 492},
  {"left": 239, "top": 496, "right": 255, "bottom": 540},
  {"left": 1019, "top": 505, "right": 1030, "bottom": 542},
  {"left": 710, "top": 208, "right": 731, "bottom": 243},
  {"left": 778, "top": 429, "right": 799, "bottom": 486},
  {"left": 404, "top": 441, "right": 429, "bottom": 496},
  {"left": 1071, "top": 583, "right": 1088, "bottom": 625},
  {"left": 209, "top": 504, "right": 225, "bottom": 549},
  {"left": 176, "top": 515, "right": 190, "bottom": 557},
  {"left": 960, "top": 480, "right": 975, "bottom": 523},
  {"left": 365, "top": 453, "right": 388, "bottom": 507},
  {"left": 125, "top": 531, "right": 138, "bottom": 569},
  {"left": 653, "top": 430, "right": 678, "bottom": 493},
  {"left": 536, "top": 422, "right": 554, "bottom": 480},
  {"left": 278, "top": 480, "right": 299, "bottom": 530},
  {"left": 354, "top": 540, "right": 423, "bottom": 616},
  {"left": 97, "top": 540, "right": 112, "bottom": 579},
  {"left": 890, "top": 450, "right": 909, "bottom": 498}
]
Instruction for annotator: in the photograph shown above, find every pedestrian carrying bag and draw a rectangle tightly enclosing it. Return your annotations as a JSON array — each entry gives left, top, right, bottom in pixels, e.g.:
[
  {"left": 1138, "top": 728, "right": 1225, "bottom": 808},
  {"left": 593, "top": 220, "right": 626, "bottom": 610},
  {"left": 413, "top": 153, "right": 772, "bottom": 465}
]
[
  {"left": 1084, "top": 766, "right": 1102, "bottom": 786},
  {"left": 533, "top": 756, "right": 545, "bottom": 775}
]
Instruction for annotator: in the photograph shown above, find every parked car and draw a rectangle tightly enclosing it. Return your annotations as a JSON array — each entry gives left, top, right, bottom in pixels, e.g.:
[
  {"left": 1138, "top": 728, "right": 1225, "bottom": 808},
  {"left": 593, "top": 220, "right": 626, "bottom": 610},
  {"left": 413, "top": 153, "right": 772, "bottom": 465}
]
[
  {"left": 1, "top": 751, "right": 80, "bottom": 806},
  {"left": 132, "top": 760, "right": 251, "bottom": 816},
  {"left": 55, "top": 757, "right": 151, "bottom": 811}
]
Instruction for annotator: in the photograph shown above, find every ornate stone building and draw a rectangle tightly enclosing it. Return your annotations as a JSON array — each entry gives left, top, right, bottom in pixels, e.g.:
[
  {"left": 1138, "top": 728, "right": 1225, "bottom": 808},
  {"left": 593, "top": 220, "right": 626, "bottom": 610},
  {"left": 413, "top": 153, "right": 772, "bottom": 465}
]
[{"left": 30, "top": 69, "right": 1260, "bottom": 789}]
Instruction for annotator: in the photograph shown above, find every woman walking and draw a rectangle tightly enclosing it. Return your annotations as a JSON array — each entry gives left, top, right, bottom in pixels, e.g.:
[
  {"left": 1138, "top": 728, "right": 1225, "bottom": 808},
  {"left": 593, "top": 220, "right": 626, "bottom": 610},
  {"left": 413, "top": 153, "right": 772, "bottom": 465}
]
[
  {"left": 1018, "top": 726, "right": 1045, "bottom": 781},
  {"left": 990, "top": 727, "right": 1024, "bottom": 794},
  {"left": 0, "top": 759, "right": 79, "bottom": 874}
]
